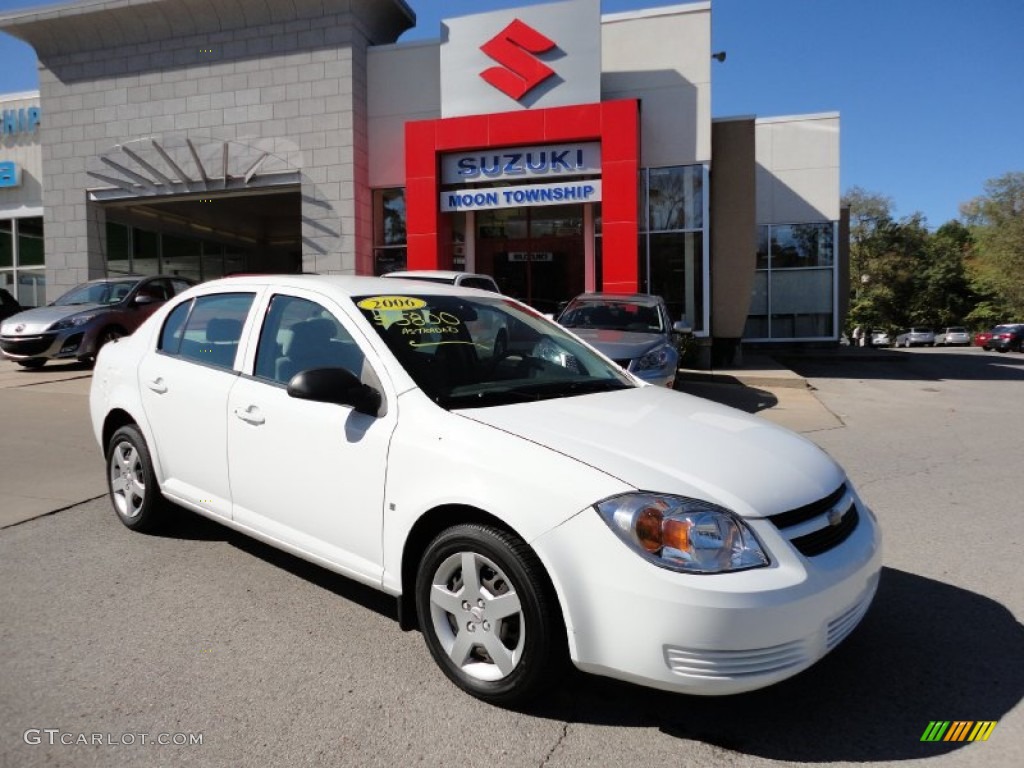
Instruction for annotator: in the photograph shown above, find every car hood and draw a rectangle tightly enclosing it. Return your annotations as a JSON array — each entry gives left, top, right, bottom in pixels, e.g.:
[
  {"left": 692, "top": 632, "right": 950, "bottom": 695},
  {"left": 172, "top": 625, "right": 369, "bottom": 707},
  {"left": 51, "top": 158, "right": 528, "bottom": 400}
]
[
  {"left": 459, "top": 386, "right": 844, "bottom": 519},
  {"left": 0, "top": 303, "right": 104, "bottom": 334},
  {"left": 566, "top": 328, "right": 665, "bottom": 360}
]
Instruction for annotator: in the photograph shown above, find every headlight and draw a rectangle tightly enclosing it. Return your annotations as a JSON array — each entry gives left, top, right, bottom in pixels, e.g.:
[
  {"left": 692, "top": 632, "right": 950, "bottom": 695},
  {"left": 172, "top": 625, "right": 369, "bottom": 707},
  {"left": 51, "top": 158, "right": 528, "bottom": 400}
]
[
  {"left": 633, "top": 344, "right": 672, "bottom": 372},
  {"left": 595, "top": 493, "right": 769, "bottom": 574},
  {"left": 50, "top": 313, "right": 98, "bottom": 331}
]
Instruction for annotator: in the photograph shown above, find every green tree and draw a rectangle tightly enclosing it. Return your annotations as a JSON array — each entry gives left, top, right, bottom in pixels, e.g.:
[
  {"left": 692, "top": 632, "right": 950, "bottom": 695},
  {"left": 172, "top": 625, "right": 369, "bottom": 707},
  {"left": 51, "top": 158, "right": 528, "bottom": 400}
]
[
  {"left": 961, "top": 172, "right": 1024, "bottom": 320},
  {"left": 843, "top": 187, "right": 931, "bottom": 332},
  {"left": 916, "top": 221, "right": 975, "bottom": 328}
]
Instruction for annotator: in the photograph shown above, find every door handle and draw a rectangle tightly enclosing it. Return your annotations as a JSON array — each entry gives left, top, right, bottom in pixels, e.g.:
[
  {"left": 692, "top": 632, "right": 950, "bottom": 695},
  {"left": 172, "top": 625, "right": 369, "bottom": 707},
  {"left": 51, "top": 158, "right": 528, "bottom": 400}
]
[
  {"left": 234, "top": 405, "right": 265, "bottom": 426},
  {"left": 146, "top": 378, "right": 168, "bottom": 394}
]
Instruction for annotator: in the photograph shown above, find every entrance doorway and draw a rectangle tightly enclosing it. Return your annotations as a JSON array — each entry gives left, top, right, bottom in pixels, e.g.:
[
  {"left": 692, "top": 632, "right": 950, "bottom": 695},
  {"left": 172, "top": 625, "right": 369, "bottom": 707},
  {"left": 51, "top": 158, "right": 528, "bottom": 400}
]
[{"left": 474, "top": 204, "right": 585, "bottom": 314}]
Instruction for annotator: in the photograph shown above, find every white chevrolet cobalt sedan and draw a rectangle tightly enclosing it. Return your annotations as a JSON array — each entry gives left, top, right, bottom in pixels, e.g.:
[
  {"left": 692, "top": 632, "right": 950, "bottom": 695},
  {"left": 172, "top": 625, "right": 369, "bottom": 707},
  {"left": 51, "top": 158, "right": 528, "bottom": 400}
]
[{"left": 90, "top": 275, "right": 881, "bottom": 705}]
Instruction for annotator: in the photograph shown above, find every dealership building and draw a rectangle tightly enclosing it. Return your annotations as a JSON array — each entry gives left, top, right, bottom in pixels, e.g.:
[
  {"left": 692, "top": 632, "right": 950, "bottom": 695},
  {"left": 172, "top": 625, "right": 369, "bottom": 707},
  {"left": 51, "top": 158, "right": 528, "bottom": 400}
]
[{"left": 0, "top": 0, "right": 849, "bottom": 361}]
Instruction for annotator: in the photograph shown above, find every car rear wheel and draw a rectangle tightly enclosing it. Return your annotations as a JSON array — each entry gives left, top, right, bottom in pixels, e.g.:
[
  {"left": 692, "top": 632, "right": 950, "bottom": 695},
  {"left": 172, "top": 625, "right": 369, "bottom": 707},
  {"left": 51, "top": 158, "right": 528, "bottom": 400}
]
[
  {"left": 106, "top": 424, "right": 168, "bottom": 532},
  {"left": 415, "top": 523, "right": 564, "bottom": 705},
  {"left": 16, "top": 358, "right": 46, "bottom": 368}
]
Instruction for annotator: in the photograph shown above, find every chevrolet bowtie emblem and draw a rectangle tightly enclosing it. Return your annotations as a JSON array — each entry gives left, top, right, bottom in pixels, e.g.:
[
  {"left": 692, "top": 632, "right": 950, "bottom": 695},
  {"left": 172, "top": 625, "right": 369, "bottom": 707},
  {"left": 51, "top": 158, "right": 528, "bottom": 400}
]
[{"left": 480, "top": 19, "right": 557, "bottom": 101}]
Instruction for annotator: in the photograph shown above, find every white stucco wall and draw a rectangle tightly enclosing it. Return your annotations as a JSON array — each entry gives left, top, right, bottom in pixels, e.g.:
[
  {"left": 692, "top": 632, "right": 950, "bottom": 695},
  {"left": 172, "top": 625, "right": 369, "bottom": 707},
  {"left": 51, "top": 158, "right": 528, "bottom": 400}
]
[
  {"left": 601, "top": 3, "right": 711, "bottom": 168},
  {"left": 755, "top": 113, "right": 840, "bottom": 223},
  {"left": 367, "top": 40, "right": 440, "bottom": 188}
]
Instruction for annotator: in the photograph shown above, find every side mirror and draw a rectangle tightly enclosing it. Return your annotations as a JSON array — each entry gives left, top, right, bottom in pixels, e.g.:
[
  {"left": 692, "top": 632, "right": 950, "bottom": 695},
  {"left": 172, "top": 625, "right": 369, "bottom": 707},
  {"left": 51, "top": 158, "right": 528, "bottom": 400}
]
[
  {"left": 133, "top": 294, "right": 158, "bottom": 306},
  {"left": 672, "top": 321, "right": 692, "bottom": 334},
  {"left": 287, "top": 367, "right": 382, "bottom": 417}
]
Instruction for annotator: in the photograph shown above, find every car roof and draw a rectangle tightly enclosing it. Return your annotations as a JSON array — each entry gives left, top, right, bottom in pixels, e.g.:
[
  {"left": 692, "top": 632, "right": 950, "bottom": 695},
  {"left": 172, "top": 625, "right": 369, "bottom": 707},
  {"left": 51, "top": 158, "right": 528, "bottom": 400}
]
[
  {"left": 383, "top": 270, "right": 490, "bottom": 281},
  {"left": 197, "top": 273, "right": 496, "bottom": 298},
  {"left": 567, "top": 292, "right": 663, "bottom": 306}
]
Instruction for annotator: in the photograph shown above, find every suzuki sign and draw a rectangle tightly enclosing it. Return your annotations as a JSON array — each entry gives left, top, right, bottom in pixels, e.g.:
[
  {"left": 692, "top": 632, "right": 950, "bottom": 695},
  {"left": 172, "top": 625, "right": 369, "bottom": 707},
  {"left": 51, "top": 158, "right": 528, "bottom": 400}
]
[{"left": 440, "top": 0, "right": 601, "bottom": 118}]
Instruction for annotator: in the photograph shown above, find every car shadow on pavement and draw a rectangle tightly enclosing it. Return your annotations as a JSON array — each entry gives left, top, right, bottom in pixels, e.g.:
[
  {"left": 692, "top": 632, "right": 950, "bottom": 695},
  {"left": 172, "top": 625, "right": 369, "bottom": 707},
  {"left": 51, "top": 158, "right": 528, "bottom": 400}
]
[
  {"left": 527, "top": 566, "right": 1024, "bottom": 762},
  {"left": 157, "top": 508, "right": 399, "bottom": 619},
  {"left": 674, "top": 381, "right": 779, "bottom": 413}
]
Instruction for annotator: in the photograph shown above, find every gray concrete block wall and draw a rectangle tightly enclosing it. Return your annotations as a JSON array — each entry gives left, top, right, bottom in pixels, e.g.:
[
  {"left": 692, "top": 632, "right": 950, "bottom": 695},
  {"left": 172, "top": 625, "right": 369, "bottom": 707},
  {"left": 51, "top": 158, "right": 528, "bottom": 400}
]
[{"left": 36, "top": 7, "right": 371, "bottom": 300}]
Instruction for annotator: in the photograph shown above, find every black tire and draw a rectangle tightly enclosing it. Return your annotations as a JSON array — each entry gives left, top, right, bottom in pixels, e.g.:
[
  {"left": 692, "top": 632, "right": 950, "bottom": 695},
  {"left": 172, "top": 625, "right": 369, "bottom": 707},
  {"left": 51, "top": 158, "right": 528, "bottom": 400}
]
[
  {"left": 415, "top": 523, "right": 564, "bottom": 705},
  {"left": 106, "top": 424, "right": 168, "bottom": 532},
  {"left": 16, "top": 358, "right": 46, "bottom": 368}
]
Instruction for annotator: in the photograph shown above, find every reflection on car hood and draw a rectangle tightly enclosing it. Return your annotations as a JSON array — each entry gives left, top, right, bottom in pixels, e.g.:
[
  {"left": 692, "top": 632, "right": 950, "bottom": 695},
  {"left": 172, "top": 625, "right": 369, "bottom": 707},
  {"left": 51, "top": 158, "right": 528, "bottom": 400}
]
[
  {"left": 0, "top": 303, "right": 104, "bottom": 334},
  {"left": 568, "top": 328, "right": 665, "bottom": 360},
  {"left": 461, "top": 386, "right": 844, "bottom": 518}
]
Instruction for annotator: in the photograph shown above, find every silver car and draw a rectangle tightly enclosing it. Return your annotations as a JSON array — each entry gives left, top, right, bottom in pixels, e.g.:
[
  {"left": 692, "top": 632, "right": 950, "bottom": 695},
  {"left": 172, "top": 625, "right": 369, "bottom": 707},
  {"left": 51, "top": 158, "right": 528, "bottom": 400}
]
[
  {"left": 0, "top": 275, "right": 195, "bottom": 367},
  {"left": 556, "top": 293, "right": 685, "bottom": 387},
  {"left": 935, "top": 326, "right": 971, "bottom": 346},
  {"left": 895, "top": 327, "right": 935, "bottom": 348}
]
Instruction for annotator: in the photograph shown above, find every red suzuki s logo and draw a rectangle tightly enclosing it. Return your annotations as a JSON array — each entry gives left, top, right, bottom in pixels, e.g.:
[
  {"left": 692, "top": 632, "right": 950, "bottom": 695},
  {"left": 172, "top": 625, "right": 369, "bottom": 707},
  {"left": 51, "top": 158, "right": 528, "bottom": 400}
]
[{"left": 480, "top": 19, "right": 557, "bottom": 101}]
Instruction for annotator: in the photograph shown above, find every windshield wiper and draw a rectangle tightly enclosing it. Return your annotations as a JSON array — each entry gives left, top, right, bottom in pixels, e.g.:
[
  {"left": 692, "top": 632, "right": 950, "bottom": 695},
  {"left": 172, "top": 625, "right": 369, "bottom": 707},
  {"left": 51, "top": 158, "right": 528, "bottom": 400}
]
[{"left": 444, "top": 379, "right": 631, "bottom": 409}]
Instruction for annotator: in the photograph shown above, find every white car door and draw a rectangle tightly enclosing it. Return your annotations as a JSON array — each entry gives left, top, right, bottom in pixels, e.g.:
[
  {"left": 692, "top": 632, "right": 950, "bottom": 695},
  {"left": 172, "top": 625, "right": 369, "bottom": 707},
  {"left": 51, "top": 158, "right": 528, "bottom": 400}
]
[
  {"left": 137, "top": 291, "right": 258, "bottom": 519},
  {"left": 226, "top": 290, "right": 397, "bottom": 584}
]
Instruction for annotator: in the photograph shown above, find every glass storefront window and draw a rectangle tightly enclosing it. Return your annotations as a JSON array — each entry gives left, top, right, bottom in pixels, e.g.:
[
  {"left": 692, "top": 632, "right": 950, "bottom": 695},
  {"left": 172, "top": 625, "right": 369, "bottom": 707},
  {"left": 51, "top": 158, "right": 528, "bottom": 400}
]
[
  {"left": 16, "top": 268, "right": 45, "bottom": 308},
  {"left": 0, "top": 221, "right": 11, "bottom": 269},
  {"left": 133, "top": 229, "right": 160, "bottom": 276},
  {"left": 648, "top": 166, "right": 702, "bottom": 232},
  {"left": 106, "top": 222, "right": 132, "bottom": 274},
  {"left": 747, "top": 222, "right": 836, "bottom": 340},
  {"left": 0, "top": 219, "right": 46, "bottom": 307},
  {"left": 374, "top": 188, "right": 407, "bottom": 246},
  {"left": 648, "top": 232, "right": 703, "bottom": 330},
  {"left": 770, "top": 223, "right": 834, "bottom": 269},
  {"left": 373, "top": 188, "right": 408, "bottom": 275},
  {"left": 17, "top": 218, "right": 44, "bottom": 267},
  {"left": 638, "top": 165, "right": 706, "bottom": 332}
]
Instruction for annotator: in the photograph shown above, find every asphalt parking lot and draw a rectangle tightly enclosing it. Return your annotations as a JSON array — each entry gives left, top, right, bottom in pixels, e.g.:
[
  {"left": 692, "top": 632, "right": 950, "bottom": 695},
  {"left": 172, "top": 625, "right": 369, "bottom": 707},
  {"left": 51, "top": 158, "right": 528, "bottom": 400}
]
[{"left": 1, "top": 347, "right": 1021, "bottom": 767}]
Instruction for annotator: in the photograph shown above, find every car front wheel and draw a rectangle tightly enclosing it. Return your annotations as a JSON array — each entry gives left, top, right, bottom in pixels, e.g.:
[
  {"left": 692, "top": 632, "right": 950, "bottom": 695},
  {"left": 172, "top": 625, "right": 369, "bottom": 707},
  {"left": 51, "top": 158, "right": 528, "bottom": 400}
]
[
  {"left": 106, "top": 424, "right": 168, "bottom": 532},
  {"left": 415, "top": 523, "right": 564, "bottom": 705}
]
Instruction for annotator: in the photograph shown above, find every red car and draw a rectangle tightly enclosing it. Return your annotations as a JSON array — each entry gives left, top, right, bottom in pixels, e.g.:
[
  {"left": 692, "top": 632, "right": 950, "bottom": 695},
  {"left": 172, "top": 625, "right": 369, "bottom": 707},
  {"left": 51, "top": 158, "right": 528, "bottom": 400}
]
[{"left": 974, "top": 329, "right": 994, "bottom": 349}]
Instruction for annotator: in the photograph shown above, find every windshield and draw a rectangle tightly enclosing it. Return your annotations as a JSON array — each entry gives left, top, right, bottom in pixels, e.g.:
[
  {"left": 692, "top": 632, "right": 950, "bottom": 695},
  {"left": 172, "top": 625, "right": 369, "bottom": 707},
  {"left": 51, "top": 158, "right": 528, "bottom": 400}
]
[
  {"left": 558, "top": 298, "right": 664, "bottom": 334},
  {"left": 53, "top": 279, "right": 139, "bottom": 307},
  {"left": 353, "top": 293, "right": 634, "bottom": 409}
]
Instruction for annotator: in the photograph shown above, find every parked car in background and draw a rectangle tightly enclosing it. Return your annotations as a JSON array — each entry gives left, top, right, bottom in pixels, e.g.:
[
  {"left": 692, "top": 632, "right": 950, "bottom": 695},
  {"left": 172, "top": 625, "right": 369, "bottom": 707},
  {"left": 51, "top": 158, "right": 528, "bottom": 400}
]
[
  {"left": 382, "top": 270, "right": 500, "bottom": 293},
  {"left": 895, "top": 327, "right": 935, "bottom": 348},
  {"left": 988, "top": 323, "right": 1024, "bottom": 353},
  {"left": 0, "top": 275, "right": 195, "bottom": 368},
  {"left": 0, "top": 287, "right": 22, "bottom": 323},
  {"left": 555, "top": 293, "right": 686, "bottom": 388},
  {"left": 89, "top": 274, "right": 881, "bottom": 704},
  {"left": 870, "top": 329, "right": 891, "bottom": 347},
  {"left": 975, "top": 329, "right": 995, "bottom": 349},
  {"left": 935, "top": 327, "right": 971, "bottom": 346}
]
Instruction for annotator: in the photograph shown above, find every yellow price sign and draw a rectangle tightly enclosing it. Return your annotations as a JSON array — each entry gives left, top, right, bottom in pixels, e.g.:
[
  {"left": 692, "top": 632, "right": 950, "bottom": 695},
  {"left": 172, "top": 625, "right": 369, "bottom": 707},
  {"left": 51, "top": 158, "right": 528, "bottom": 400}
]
[{"left": 356, "top": 295, "right": 427, "bottom": 311}]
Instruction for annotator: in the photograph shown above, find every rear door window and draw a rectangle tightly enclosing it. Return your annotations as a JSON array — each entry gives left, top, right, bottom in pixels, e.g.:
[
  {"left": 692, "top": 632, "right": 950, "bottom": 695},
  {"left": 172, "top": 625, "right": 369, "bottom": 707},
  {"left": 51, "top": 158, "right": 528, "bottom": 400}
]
[{"left": 159, "top": 293, "right": 254, "bottom": 370}]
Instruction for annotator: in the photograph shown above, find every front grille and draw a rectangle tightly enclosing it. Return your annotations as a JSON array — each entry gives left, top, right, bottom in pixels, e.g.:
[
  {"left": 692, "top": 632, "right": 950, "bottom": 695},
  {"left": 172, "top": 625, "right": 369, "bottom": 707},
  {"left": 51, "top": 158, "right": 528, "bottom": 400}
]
[
  {"left": 769, "top": 484, "right": 847, "bottom": 529},
  {"left": 768, "top": 484, "right": 860, "bottom": 557},
  {"left": 790, "top": 506, "right": 859, "bottom": 557},
  {"left": 0, "top": 334, "right": 55, "bottom": 356},
  {"left": 664, "top": 639, "right": 810, "bottom": 679}
]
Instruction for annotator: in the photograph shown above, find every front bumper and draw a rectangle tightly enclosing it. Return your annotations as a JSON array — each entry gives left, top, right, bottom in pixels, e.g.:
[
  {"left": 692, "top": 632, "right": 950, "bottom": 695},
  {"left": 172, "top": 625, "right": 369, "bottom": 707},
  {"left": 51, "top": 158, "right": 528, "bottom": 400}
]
[
  {"left": 0, "top": 329, "right": 94, "bottom": 361},
  {"left": 533, "top": 492, "right": 882, "bottom": 695}
]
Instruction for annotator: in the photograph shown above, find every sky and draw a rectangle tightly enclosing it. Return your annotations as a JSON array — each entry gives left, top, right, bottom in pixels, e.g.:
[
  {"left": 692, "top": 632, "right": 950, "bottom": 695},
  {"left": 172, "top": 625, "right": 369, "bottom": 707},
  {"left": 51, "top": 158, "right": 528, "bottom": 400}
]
[{"left": 0, "top": 0, "right": 1020, "bottom": 228}]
